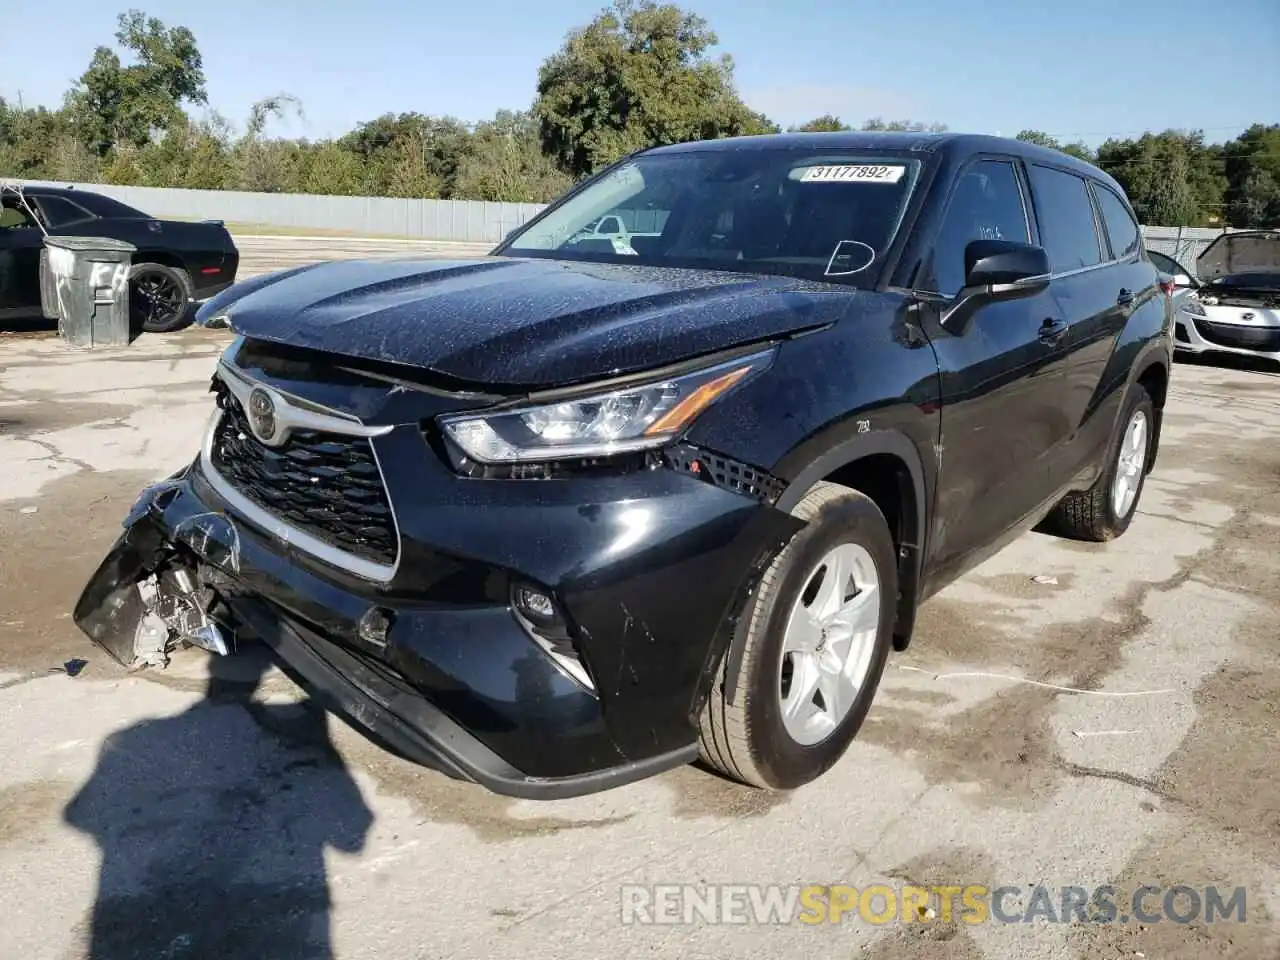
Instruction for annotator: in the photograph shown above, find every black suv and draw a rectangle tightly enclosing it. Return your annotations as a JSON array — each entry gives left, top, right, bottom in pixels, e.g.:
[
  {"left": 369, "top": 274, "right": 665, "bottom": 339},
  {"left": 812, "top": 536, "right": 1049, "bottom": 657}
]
[{"left": 75, "top": 133, "right": 1173, "bottom": 799}]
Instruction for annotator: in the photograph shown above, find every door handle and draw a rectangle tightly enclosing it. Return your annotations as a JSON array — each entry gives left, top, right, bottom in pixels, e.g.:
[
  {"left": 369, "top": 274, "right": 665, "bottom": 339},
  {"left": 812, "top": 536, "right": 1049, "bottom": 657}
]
[
  {"left": 1116, "top": 288, "right": 1134, "bottom": 306},
  {"left": 1038, "top": 318, "right": 1068, "bottom": 345}
]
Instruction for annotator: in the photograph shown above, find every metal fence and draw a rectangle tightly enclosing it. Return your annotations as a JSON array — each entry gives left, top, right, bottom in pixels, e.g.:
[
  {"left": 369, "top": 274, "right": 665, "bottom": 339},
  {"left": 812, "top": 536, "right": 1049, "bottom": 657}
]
[
  {"left": 1138, "top": 226, "right": 1240, "bottom": 276},
  {"left": 11, "top": 178, "right": 1238, "bottom": 269},
  {"left": 11, "top": 179, "right": 545, "bottom": 244}
]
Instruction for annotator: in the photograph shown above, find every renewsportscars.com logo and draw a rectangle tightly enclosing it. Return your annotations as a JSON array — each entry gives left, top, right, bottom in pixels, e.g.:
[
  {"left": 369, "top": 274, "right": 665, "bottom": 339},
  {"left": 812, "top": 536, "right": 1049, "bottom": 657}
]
[{"left": 619, "top": 883, "right": 1249, "bottom": 926}]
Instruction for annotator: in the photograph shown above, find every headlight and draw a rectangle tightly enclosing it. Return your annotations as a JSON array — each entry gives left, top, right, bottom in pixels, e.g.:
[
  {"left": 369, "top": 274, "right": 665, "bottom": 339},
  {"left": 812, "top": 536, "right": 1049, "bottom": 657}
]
[
  {"left": 1184, "top": 299, "right": 1206, "bottom": 317},
  {"left": 439, "top": 348, "right": 775, "bottom": 464}
]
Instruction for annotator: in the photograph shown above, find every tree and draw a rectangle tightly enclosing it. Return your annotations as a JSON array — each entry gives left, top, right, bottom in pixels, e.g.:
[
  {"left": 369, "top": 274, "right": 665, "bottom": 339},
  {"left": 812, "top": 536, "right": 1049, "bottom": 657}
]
[
  {"left": 1014, "top": 129, "right": 1095, "bottom": 162},
  {"left": 861, "top": 118, "right": 948, "bottom": 133},
  {"left": 233, "top": 94, "right": 305, "bottom": 192},
  {"left": 66, "top": 9, "right": 207, "bottom": 154},
  {"left": 532, "top": 0, "right": 776, "bottom": 178},
  {"left": 1095, "top": 130, "right": 1221, "bottom": 226},
  {"left": 790, "top": 115, "right": 850, "bottom": 132},
  {"left": 341, "top": 113, "right": 471, "bottom": 198},
  {"left": 0, "top": 100, "right": 98, "bottom": 180},
  {"left": 1222, "top": 123, "right": 1280, "bottom": 227},
  {"left": 454, "top": 110, "right": 574, "bottom": 202},
  {"left": 1014, "top": 129, "right": 1058, "bottom": 149},
  {"left": 300, "top": 141, "right": 367, "bottom": 196}
]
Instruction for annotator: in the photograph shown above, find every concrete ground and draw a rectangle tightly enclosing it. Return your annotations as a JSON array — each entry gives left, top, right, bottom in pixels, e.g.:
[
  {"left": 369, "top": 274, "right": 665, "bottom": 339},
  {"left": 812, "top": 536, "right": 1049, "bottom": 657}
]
[
  {"left": 1, "top": 245, "right": 1278, "bottom": 959},
  {"left": 228, "top": 236, "right": 496, "bottom": 278}
]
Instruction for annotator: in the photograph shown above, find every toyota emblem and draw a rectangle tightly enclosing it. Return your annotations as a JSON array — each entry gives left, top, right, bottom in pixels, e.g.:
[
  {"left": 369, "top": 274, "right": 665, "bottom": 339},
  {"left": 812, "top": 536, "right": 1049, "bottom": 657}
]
[{"left": 247, "top": 388, "right": 278, "bottom": 444}]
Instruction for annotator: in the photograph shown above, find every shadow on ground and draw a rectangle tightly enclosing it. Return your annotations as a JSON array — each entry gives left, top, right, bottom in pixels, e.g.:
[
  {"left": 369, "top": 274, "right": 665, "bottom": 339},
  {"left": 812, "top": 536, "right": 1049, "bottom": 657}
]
[
  {"left": 1173, "top": 351, "right": 1280, "bottom": 375},
  {"left": 0, "top": 302, "right": 199, "bottom": 342},
  {"left": 62, "top": 642, "right": 373, "bottom": 960}
]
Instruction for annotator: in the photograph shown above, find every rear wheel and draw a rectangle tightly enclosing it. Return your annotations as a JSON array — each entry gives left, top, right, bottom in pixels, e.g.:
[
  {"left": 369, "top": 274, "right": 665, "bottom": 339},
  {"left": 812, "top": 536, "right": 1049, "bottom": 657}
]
[
  {"left": 129, "top": 263, "right": 193, "bottom": 334},
  {"left": 1043, "top": 383, "right": 1154, "bottom": 542},
  {"left": 698, "top": 481, "right": 898, "bottom": 790}
]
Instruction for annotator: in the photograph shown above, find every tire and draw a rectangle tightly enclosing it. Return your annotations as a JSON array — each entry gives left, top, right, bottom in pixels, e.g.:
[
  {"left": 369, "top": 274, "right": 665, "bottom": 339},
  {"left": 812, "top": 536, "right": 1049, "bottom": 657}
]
[
  {"left": 698, "top": 481, "right": 898, "bottom": 790},
  {"left": 129, "top": 262, "right": 194, "bottom": 334},
  {"left": 1043, "top": 383, "right": 1155, "bottom": 542}
]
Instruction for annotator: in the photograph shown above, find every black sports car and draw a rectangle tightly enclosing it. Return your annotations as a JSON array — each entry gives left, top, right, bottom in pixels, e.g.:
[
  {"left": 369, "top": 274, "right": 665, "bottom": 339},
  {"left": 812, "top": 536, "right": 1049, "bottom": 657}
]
[{"left": 0, "top": 184, "right": 239, "bottom": 333}]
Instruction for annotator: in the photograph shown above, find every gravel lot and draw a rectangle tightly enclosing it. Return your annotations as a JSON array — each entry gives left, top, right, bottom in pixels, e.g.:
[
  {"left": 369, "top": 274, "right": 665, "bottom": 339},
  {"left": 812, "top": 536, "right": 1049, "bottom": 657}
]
[{"left": 1, "top": 239, "right": 1277, "bottom": 959}]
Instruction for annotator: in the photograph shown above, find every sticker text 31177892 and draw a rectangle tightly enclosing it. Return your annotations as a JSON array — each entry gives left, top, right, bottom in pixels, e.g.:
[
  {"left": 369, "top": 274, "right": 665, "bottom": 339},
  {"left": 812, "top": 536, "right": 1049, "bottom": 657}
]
[{"left": 799, "top": 164, "right": 906, "bottom": 184}]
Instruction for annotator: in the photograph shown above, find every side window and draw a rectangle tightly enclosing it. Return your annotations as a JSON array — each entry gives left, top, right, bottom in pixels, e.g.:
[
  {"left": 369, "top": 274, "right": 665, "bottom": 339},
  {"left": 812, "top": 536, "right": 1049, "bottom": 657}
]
[
  {"left": 1026, "top": 164, "right": 1103, "bottom": 273},
  {"left": 34, "top": 196, "right": 94, "bottom": 228},
  {"left": 929, "top": 160, "right": 1030, "bottom": 297},
  {"left": 1092, "top": 184, "right": 1140, "bottom": 260}
]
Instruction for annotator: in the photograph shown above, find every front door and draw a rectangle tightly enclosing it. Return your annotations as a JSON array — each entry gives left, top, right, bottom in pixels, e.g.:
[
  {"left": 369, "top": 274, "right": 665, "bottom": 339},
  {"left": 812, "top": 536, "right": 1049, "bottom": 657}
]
[
  {"left": 0, "top": 193, "right": 47, "bottom": 320},
  {"left": 919, "top": 156, "right": 1075, "bottom": 575}
]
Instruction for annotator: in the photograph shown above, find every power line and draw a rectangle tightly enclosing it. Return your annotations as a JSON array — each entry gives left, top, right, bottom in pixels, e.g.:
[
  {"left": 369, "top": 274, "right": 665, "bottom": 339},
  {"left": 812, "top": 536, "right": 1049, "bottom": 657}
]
[
  {"left": 1042, "top": 123, "right": 1263, "bottom": 138},
  {"left": 1093, "top": 153, "right": 1272, "bottom": 165}
]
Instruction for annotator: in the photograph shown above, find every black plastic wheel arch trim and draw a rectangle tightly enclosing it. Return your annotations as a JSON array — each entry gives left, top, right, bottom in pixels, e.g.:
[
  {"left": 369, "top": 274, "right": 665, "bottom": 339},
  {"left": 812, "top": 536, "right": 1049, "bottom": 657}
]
[{"left": 720, "top": 429, "right": 929, "bottom": 704}]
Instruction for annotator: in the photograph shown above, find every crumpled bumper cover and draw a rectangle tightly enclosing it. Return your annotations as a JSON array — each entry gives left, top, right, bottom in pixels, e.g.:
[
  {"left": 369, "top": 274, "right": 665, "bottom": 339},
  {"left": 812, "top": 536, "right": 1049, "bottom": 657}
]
[{"left": 74, "top": 460, "right": 801, "bottom": 799}]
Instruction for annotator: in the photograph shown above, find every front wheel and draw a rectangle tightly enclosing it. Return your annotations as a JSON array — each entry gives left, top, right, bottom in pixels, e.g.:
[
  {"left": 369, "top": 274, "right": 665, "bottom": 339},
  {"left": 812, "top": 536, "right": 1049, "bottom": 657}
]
[
  {"left": 129, "top": 263, "right": 193, "bottom": 334},
  {"left": 698, "top": 481, "right": 898, "bottom": 791}
]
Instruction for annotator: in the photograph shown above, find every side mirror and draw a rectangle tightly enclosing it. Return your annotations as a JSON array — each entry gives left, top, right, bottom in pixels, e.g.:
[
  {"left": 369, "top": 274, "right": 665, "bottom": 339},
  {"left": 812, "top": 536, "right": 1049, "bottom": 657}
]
[
  {"left": 941, "top": 239, "right": 1051, "bottom": 330},
  {"left": 964, "top": 238, "right": 1050, "bottom": 289},
  {"left": 1173, "top": 272, "right": 1195, "bottom": 289}
]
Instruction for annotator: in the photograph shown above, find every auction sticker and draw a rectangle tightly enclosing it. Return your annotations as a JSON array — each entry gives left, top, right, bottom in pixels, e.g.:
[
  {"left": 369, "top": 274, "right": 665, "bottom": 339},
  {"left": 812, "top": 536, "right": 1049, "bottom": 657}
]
[{"left": 799, "top": 164, "right": 906, "bottom": 183}]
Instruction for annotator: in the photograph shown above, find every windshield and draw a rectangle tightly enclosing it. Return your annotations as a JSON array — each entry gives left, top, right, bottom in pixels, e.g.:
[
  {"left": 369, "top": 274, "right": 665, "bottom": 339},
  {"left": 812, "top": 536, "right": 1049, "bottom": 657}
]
[{"left": 500, "top": 149, "right": 923, "bottom": 286}]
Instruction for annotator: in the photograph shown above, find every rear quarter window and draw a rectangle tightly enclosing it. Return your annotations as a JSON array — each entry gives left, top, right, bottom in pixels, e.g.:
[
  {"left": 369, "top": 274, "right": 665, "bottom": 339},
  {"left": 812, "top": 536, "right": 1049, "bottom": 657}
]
[
  {"left": 1092, "top": 184, "right": 1140, "bottom": 260},
  {"left": 1026, "top": 164, "right": 1103, "bottom": 273},
  {"left": 35, "top": 196, "right": 96, "bottom": 228}
]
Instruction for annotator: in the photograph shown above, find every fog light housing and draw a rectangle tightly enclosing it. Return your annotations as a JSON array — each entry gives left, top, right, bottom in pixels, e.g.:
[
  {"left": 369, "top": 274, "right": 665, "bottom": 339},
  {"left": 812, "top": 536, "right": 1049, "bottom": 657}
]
[
  {"left": 509, "top": 582, "right": 596, "bottom": 695},
  {"left": 358, "top": 606, "right": 394, "bottom": 648},
  {"left": 513, "top": 586, "right": 557, "bottom": 622}
]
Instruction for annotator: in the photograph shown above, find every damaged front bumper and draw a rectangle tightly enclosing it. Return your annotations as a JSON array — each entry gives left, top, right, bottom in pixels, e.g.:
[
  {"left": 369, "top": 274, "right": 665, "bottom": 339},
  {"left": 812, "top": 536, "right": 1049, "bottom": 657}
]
[{"left": 74, "top": 456, "right": 800, "bottom": 799}]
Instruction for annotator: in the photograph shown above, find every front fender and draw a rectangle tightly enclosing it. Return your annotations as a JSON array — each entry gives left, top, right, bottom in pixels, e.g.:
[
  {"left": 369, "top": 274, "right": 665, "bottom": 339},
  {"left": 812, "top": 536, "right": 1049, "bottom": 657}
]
[{"left": 713, "top": 427, "right": 934, "bottom": 705}]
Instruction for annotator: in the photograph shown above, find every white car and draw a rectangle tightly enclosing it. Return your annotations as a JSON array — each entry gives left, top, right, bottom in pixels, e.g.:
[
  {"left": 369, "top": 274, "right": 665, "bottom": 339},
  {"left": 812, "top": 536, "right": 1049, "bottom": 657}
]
[
  {"left": 568, "top": 214, "right": 661, "bottom": 255},
  {"left": 1155, "top": 231, "right": 1280, "bottom": 364}
]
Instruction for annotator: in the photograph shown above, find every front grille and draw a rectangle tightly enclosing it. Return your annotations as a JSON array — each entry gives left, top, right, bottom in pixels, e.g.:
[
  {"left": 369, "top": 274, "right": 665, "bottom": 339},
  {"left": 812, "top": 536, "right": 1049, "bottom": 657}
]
[
  {"left": 1193, "top": 318, "right": 1280, "bottom": 352},
  {"left": 209, "top": 386, "right": 398, "bottom": 567}
]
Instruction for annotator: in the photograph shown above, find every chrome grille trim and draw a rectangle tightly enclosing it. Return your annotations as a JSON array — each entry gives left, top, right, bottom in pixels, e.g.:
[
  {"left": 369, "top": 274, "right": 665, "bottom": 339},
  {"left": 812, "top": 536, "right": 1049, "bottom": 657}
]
[{"left": 201, "top": 363, "right": 403, "bottom": 583}]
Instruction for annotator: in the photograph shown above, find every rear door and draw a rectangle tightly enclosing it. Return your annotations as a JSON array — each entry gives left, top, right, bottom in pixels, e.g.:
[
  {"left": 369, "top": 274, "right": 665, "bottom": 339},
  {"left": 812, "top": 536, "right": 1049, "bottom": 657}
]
[{"left": 1023, "top": 163, "right": 1130, "bottom": 481}]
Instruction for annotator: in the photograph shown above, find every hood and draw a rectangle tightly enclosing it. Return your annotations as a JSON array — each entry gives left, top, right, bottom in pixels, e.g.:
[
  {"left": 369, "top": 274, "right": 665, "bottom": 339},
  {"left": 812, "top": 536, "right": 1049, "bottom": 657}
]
[
  {"left": 195, "top": 256, "right": 856, "bottom": 388},
  {"left": 1196, "top": 230, "right": 1280, "bottom": 283}
]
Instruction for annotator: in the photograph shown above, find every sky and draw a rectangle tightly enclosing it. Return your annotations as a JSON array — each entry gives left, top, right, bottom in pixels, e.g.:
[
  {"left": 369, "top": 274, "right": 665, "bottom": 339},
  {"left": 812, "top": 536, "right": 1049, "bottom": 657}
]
[{"left": 3, "top": 0, "right": 1277, "bottom": 148}]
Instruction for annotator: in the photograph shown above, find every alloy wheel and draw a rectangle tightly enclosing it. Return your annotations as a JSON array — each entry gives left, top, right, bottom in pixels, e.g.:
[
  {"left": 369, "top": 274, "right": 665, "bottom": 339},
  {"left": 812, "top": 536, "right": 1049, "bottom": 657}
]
[
  {"left": 778, "top": 542, "right": 881, "bottom": 747},
  {"left": 130, "top": 270, "right": 185, "bottom": 329},
  {"left": 1112, "top": 409, "right": 1148, "bottom": 520}
]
